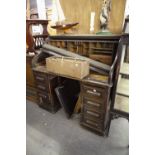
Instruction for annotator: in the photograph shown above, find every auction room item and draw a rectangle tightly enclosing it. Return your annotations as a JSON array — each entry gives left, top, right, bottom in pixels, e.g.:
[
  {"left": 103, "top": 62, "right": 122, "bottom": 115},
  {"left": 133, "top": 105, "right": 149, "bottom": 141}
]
[
  {"left": 32, "top": 34, "right": 122, "bottom": 135},
  {"left": 46, "top": 57, "right": 89, "bottom": 80}
]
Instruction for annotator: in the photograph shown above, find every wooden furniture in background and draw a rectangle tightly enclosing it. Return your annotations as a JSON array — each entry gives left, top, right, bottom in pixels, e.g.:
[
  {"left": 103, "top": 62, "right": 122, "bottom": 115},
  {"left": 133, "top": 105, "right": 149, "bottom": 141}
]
[
  {"left": 26, "top": 19, "right": 49, "bottom": 102},
  {"left": 26, "top": 19, "right": 49, "bottom": 52}
]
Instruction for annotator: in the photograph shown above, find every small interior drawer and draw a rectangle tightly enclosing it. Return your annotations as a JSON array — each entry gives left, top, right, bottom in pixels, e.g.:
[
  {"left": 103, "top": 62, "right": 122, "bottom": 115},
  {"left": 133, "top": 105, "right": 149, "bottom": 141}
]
[{"left": 82, "top": 84, "right": 106, "bottom": 101}]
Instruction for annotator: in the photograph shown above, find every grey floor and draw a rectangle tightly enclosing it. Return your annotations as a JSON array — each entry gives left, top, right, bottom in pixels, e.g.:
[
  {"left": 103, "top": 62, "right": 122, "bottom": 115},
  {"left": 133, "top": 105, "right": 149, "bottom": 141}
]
[{"left": 27, "top": 100, "right": 129, "bottom": 155}]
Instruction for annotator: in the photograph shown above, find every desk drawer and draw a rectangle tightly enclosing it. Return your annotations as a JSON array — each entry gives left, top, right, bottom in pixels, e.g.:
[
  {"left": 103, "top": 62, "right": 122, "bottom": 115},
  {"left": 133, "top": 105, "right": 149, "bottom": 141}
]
[
  {"left": 36, "top": 83, "right": 49, "bottom": 92},
  {"left": 82, "top": 85, "right": 106, "bottom": 101},
  {"left": 81, "top": 117, "right": 103, "bottom": 133},
  {"left": 37, "top": 91, "right": 51, "bottom": 106},
  {"left": 82, "top": 106, "right": 104, "bottom": 121},
  {"left": 34, "top": 72, "right": 48, "bottom": 84},
  {"left": 37, "top": 91, "right": 60, "bottom": 113},
  {"left": 83, "top": 97, "right": 103, "bottom": 111}
]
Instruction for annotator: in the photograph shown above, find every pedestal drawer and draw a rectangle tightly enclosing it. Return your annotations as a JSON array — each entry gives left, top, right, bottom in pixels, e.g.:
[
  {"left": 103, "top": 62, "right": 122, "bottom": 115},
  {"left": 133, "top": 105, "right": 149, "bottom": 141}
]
[
  {"left": 83, "top": 97, "right": 104, "bottom": 112},
  {"left": 37, "top": 91, "right": 51, "bottom": 106},
  {"left": 34, "top": 72, "right": 48, "bottom": 84},
  {"left": 81, "top": 117, "right": 104, "bottom": 134},
  {"left": 81, "top": 85, "right": 106, "bottom": 102},
  {"left": 82, "top": 106, "right": 104, "bottom": 121},
  {"left": 36, "top": 83, "right": 49, "bottom": 92},
  {"left": 37, "top": 91, "right": 60, "bottom": 113}
]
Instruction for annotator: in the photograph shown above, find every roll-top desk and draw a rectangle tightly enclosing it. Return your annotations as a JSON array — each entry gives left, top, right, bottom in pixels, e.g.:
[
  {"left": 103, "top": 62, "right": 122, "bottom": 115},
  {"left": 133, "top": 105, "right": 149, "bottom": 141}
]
[{"left": 32, "top": 34, "right": 122, "bottom": 135}]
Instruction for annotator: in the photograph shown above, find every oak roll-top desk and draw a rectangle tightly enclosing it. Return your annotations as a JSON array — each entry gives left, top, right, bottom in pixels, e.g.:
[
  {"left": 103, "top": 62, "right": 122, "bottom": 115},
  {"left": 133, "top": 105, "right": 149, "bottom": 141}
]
[{"left": 32, "top": 34, "right": 122, "bottom": 135}]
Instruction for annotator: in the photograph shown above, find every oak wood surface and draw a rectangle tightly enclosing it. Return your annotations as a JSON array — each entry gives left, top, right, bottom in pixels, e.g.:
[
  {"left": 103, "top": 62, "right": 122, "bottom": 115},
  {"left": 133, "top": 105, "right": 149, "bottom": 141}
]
[
  {"left": 60, "top": 0, "right": 102, "bottom": 34},
  {"left": 108, "top": 0, "right": 126, "bottom": 34}
]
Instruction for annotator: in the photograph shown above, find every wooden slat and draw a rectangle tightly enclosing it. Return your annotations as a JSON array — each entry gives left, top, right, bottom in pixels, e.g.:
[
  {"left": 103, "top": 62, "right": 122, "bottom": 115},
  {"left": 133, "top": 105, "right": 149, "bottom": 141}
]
[
  {"left": 117, "top": 78, "right": 129, "bottom": 97},
  {"left": 89, "top": 54, "right": 112, "bottom": 65},
  {"left": 74, "top": 94, "right": 82, "bottom": 113},
  {"left": 114, "top": 95, "right": 129, "bottom": 113},
  {"left": 120, "top": 62, "right": 129, "bottom": 76}
]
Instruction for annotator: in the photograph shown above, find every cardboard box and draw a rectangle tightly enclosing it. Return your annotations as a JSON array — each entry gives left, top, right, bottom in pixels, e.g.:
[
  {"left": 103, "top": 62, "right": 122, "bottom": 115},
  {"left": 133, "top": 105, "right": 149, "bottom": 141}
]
[{"left": 46, "top": 57, "right": 89, "bottom": 79}]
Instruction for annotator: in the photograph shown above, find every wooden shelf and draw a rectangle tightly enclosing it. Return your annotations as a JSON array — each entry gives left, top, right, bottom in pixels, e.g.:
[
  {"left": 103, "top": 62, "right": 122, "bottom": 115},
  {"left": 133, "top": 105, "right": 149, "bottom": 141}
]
[
  {"left": 114, "top": 95, "right": 129, "bottom": 113},
  {"left": 120, "top": 63, "right": 129, "bottom": 76},
  {"left": 117, "top": 78, "right": 129, "bottom": 97}
]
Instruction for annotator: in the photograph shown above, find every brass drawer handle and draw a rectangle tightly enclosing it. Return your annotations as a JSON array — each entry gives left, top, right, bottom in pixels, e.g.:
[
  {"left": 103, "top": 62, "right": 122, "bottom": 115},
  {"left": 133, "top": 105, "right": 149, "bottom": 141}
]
[
  {"left": 86, "top": 89, "right": 101, "bottom": 96},
  {"left": 37, "top": 85, "right": 46, "bottom": 90},
  {"left": 86, "top": 110, "right": 100, "bottom": 117},
  {"left": 87, "top": 101, "right": 100, "bottom": 107},
  {"left": 86, "top": 120, "right": 98, "bottom": 127},
  {"left": 36, "top": 76, "right": 45, "bottom": 81}
]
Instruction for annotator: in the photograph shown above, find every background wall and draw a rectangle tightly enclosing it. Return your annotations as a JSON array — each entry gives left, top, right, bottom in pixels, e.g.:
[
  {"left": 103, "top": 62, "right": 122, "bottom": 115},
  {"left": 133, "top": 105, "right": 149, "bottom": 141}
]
[
  {"left": 108, "top": 0, "right": 126, "bottom": 34},
  {"left": 29, "top": 0, "right": 127, "bottom": 34},
  {"left": 60, "top": 0, "right": 102, "bottom": 34}
]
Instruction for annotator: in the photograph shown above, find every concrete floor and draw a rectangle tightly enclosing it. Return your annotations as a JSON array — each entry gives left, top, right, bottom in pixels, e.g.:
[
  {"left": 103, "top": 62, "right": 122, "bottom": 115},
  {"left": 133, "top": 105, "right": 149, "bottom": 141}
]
[{"left": 26, "top": 100, "right": 129, "bottom": 155}]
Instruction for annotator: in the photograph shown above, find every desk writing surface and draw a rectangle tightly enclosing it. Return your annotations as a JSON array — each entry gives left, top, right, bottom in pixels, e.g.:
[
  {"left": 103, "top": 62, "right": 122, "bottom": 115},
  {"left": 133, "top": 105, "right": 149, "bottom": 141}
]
[
  {"left": 33, "top": 65, "right": 83, "bottom": 81},
  {"left": 33, "top": 65, "right": 111, "bottom": 88}
]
